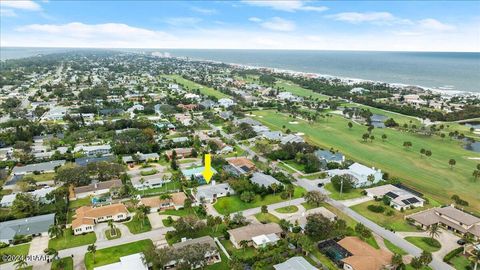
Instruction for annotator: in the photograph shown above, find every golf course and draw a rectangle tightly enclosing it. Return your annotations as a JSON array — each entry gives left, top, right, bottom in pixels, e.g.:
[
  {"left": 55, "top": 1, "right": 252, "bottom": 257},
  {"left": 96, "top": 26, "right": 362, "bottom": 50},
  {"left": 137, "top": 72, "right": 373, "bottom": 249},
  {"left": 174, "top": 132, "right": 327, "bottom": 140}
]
[{"left": 251, "top": 109, "right": 480, "bottom": 213}]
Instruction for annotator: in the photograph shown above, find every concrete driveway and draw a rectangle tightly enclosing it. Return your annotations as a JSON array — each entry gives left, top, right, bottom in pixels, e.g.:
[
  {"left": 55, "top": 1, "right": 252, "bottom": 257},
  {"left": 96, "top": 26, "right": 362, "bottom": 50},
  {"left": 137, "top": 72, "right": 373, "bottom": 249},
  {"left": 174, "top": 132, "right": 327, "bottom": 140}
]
[
  {"left": 29, "top": 235, "right": 49, "bottom": 256},
  {"left": 148, "top": 213, "right": 179, "bottom": 229}
]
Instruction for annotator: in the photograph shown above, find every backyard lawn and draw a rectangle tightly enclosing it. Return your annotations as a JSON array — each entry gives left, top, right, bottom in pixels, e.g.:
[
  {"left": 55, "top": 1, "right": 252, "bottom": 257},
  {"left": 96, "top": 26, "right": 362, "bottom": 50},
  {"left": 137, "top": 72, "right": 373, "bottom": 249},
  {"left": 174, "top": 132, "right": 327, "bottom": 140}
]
[
  {"left": 133, "top": 181, "right": 181, "bottom": 196},
  {"left": 251, "top": 110, "right": 480, "bottom": 213},
  {"left": 29, "top": 172, "right": 56, "bottom": 182},
  {"left": 254, "top": 212, "right": 280, "bottom": 223},
  {"left": 69, "top": 197, "right": 91, "bottom": 209},
  {"left": 48, "top": 228, "right": 96, "bottom": 250},
  {"left": 162, "top": 74, "right": 230, "bottom": 99},
  {"left": 350, "top": 200, "right": 422, "bottom": 232},
  {"left": 324, "top": 183, "right": 365, "bottom": 200},
  {"left": 213, "top": 186, "right": 306, "bottom": 214},
  {"left": 84, "top": 239, "right": 153, "bottom": 270},
  {"left": 51, "top": 257, "right": 73, "bottom": 270},
  {"left": 0, "top": 243, "right": 30, "bottom": 264},
  {"left": 125, "top": 215, "right": 152, "bottom": 234},
  {"left": 405, "top": 237, "right": 441, "bottom": 252}
]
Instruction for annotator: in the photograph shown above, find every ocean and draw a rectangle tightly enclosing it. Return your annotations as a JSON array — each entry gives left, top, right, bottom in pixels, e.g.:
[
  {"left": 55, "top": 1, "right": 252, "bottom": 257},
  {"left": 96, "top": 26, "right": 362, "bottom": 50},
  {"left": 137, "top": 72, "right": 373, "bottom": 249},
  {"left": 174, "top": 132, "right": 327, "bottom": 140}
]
[{"left": 2, "top": 47, "right": 479, "bottom": 93}]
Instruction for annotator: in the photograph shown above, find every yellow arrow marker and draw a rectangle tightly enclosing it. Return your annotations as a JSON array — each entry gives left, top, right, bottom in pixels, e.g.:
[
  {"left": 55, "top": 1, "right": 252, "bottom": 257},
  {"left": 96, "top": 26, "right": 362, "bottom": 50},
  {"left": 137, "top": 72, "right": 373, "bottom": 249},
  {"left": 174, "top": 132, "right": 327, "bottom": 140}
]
[{"left": 202, "top": 154, "right": 214, "bottom": 184}]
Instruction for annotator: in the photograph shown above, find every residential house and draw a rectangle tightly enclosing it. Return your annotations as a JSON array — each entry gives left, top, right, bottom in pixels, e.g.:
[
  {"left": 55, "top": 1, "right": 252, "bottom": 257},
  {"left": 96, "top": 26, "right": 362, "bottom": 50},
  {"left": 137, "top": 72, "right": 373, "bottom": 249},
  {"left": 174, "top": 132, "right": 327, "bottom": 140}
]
[
  {"left": 75, "top": 155, "right": 116, "bottom": 167},
  {"left": 218, "top": 111, "right": 233, "bottom": 120},
  {"left": 193, "top": 182, "right": 232, "bottom": 203},
  {"left": 314, "top": 149, "right": 345, "bottom": 164},
  {"left": 228, "top": 223, "right": 283, "bottom": 249},
  {"left": 262, "top": 131, "right": 283, "bottom": 141},
  {"left": 164, "top": 236, "right": 221, "bottom": 269},
  {"left": 365, "top": 184, "right": 424, "bottom": 210},
  {"left": 122, "top": 153, "right": 160, "bottom": 164},
  {"left": 70, "top": 180, "right": 123, "bottom": 200},
  {"left": 250, "top": 172, "right": 282, "bottom": 188},
  {"left": 273, "top": 257, "right": 317, "bottom": 270},
  {"left": 224, "top": 157, "right": 256, "bottom": 176},
  {"left": 337, "top": 236, "right": 392, "bottom": 270},
  {"left": 166, "top": 148, "right": 193, "bottom": 160},
  {"left": 139, "top": 192, "right": 187, "bottom": 212},
  {"left": 11, "top": 160, "right": 66, "bottom": 175},
  {"left": 181, "top": 166, "right": 217, "bottom": 183},
  {"left": 407, "top": 206, "right": 480, "bottom": 240},
  {"left": 94, "top": 253, "right": 148, "bottom": 270},
  {"left": 72, "top": 203, "right": 129, "bottom": 235},
  {"left": 328, "top": 163, "right": 383, "bottom": 188},
  {"left": 0, "top": 186, "right": 56, "bottom": 207},
  {"left": 218, "top": 98, "right": 235, "bottom": 108},
  {"left": 74, "top": 144, "right": 111, "bottom": 157},
  {"left": 280, "top": 134, "right": 304, "bottom": 145},
  {"left": 0, "top": 213, "right": 55, "bottom": 244}
]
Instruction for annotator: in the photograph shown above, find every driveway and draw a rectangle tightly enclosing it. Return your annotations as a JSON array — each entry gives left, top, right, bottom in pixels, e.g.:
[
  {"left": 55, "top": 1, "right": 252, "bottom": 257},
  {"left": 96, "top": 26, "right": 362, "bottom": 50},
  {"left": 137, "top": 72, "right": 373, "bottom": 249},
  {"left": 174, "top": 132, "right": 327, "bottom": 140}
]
[
  {"left": 29, "top": 235, "right": 50, "bottom": 269},
  {"left": 397, "top": 229, "right": 461, "bottom": 262},
  {"left": 340, "top": 196, "right": 373, "bottom": 207}
]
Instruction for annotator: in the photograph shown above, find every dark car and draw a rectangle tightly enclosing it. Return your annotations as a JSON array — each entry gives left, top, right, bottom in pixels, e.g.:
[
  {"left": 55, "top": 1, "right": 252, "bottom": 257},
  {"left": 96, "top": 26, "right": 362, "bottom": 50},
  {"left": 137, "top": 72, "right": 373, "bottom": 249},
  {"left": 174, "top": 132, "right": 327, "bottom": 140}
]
[
  {"left": 457, "top": 239, "right": 466, "bottom": 245},
  {"left": 317, "top": 183, "right": 324, "bottom": 188}
]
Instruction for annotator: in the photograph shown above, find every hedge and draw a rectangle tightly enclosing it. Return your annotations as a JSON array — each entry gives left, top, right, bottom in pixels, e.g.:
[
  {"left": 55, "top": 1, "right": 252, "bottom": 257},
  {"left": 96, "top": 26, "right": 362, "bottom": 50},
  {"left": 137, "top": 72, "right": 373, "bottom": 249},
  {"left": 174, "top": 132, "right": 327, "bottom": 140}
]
[{"left": 443, "top": 247, "right": 463, "bottom": 262}]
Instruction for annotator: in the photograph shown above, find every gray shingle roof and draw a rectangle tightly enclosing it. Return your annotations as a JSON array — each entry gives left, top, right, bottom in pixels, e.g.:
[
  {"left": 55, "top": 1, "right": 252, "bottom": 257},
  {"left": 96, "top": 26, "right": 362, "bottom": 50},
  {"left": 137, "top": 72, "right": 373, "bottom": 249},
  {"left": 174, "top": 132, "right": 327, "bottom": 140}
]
[{"left": 0, "top": 214, "right": 55, "bottom": 242}]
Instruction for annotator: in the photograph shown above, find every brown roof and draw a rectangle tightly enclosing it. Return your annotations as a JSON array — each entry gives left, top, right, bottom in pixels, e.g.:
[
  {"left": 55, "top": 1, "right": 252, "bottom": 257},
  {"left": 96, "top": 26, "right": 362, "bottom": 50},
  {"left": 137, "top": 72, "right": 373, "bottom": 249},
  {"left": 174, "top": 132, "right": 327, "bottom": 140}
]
[
  {"left": 228, "top": 223, "right": 282, "bottom": 242},
  {"left": 408, "top": 208, "right": 440, "bottom": 226},
  {"left": 228, "top": 157, "right": 256, "bottom": 170},
  {"left": 166, "top": 148, "right": 193, "bottom": 158},
  {"left": 73, "top": 180, "right": 122, "bottom": 195},
  {"left": 338, "top": 237, "right": 392, "bottom": 270},
  {"left": 72, "top": 203, "right": 128, "bottom": 229},
  {"left": 436, "top": 206, "right": 480, "bottom": 226},
  {"left": 172, "top": 236, "right": 216, "bottom": 250},
  {"left": 140, "top": 192, "right": 187, "bottom": 208}
]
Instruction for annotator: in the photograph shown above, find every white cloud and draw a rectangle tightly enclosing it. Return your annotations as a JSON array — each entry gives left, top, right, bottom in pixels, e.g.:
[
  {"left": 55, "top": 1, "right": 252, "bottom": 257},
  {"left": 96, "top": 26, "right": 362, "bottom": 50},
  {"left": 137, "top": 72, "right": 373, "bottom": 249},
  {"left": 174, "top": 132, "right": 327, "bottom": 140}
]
[
  {"left": 418, "top": 18, "right": 455, "bottom": 31},
  {"left": 165, "top": 17, "right": 202, "bottom": 26},
  {"left": 0, "top": 0, "right": 41, "bottom": 11},
  {"left": 327, "top": 12, "right": 405, "bottom": 25},
  {"left": 191, "top": 7, "right": 217, "bottom": 15},
  {"left": 248, "top": 17, "right": 262, "bottom": 22},
  {"left": 243, "top": 0, "right": 327, "bottom": 12},
  {"left": 0, "top": 9, "right": 17, "bottom": 17},
  {"left": 260, "top": 17, "right": 295, "bottom": 31}
]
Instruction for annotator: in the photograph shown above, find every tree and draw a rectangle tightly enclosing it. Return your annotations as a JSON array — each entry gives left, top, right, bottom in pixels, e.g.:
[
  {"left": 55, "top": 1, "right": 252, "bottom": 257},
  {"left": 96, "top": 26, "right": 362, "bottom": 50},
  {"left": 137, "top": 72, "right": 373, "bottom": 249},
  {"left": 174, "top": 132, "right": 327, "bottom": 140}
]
[
  {"left": 410, "top": 257, "right": 423, "bottom": 270},
  {"left": 239, "top": 240, "right": 249, "bottom": 251},
  {"left": 348, "top": 122, "right": 353, "bottom": 129},
  {"left": 55, "top": 164, "right": 90, "bottom": 186},
  {"left": 428, "top": 224, "right": 440, "bottom": 241},
  {"left": 44, "top": 247, "right": 59, "bottom": 260},
  {"left": 473, "top": 169, "right": 480, "bottom": 182},
  {"left": 261, "top": 205, "right": 268, "bottom": 213},
  {"left": 48, "top": 224, "right": 63, "bottom": 239},
  {"left": 381, "top": 134, "right": 387, "bottom": 142},
  {"left": 108, "top": 220, "right": 116, "bottom": 236},
  {"left": 403, "top": 141, "right": 412, "bottom": 150},
  {"left": 462, "top": 233, "right": 475, "bottom": 254},
  {"left": 362, "top": 133, "right": 370, "bottom": 142},
  {"left": 391, "top": 253, "right": 404, "bottom": 269},
  {"left": 87, "top": 244, "right": 97, "bottom": 263},
  {"left": 270, "top": 183, "right": 279, "bottom": 195},
  {"left": 420, "top": 148, "right": 426, "bottom": 157},
  {"left": 331, "top": 175, "right": 354, "bottom": 193},
  {"left": 425, "top": 150, "right": 432, "bottom": 158},
  {"left": 12, "top": 193, "right": 40, "bottom": 217},
  {"left": 304, "top": 190, "right": 326, "bottom": 207},
  {"left": 304, "top": 213, "right": 335, "bottom": 241},
  {"left": 240, "top": 191, "right": 255, "bottom": 203},
  {"left": 469, "top": 249, "right": 480, "bottom": 270},
  {"left": 449, "top": 159, "right": 456, "bottom": 169},
  {"left": 367, "top": 174, "right": 375, "bottom": 183},
  {"left": 419, "top": 251, "right": 432, "bottom": 265},
  {"left": 136, "top": 205, "right": 151, "bottom": 228}
]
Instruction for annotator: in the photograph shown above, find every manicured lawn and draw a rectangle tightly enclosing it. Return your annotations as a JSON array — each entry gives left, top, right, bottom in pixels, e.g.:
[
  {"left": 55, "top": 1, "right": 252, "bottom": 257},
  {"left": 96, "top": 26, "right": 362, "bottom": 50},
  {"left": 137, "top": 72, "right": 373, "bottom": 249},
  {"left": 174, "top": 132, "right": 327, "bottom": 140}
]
[
  {"left": 405, "top": 264, "right": 433, "bottom": 270},
  {"left": 283, "top": 160, "right": 306, "bottom": 173},
  {"left": 205, "top": 247, "right": 229, "bottom": 270},
  {"left": 51, "top": 257, "right": 73, "bottom": 270},
  {"left": 69, "top": 197, "right": 91, "bottom": 209},
  {"left": 310, "top": 248, "right": 338, "bottom": 270},
  {"left": 365, "top": 236, "right": 380, "bottom": 249},
  {"left": 213, "top": 186, "right": 306, "bottom": 215},
  {"left": 29, "top": 172, "right": 56, "bottom": 182},
  {"left": 322, "top": 203, "right": 358, "bottom": 227},
  {"left": 301, "top": 202, "right": 318, "bottom": 210},
  {"left": 252, "top": 109, "right": 480, "bottom": 213},
  {"left": 84, "top": 239, "right": 153, "bottom": 270},
  {"left": 275, "top": 205, "right": 299, "bottom": 213},
  {"left": 0, "top": 243, "right": 30, "bottom": 264},
  {"left": 105, "top": 228, "right": 121, "bottom": 240},
  {"left": 384, "top": 239, "right": 407, "bottom": 255},
  {"left": 405, "top": 237, "right": 441, "bottom": 252},
  {"left": 163, "top": 206, "right": 206, "bottom": 218},
  {"left": 220, "top": 239, "right": 256, "bottom": 260},
  {"left": 48, "top": 228, "right": 96, "bottom": 250},
  {"left": 350, "top": 200, "right": 422, "bottom": 232},
  {"left": 124, "top": 215, "right": 152, "bottom": 234},
  {"left": 448, "top": 253, "right": 471, "bottom": 270},
  {"left": 162, "top": 218, "right": 174, "bottom": 227},
  {"left": 276, "top": 162, "right": 296, "bottom": 174},
  {"left": 140, "top": 169, "right": 157, "bottom": 176},
  {"left": 254, "top": 213, "right": 280, "bottom": 223},
  {"left": 162, "top": 74, "right": 230, "bottom": 99},
  {"left": 166, "top": 224, "right": 226, "bottom": 245},
  {"left": 324, "top": 183, "right": 365, "bottom": 200},
  {"left": 301, "top": 172, "right": 328, "bottom": 180}
]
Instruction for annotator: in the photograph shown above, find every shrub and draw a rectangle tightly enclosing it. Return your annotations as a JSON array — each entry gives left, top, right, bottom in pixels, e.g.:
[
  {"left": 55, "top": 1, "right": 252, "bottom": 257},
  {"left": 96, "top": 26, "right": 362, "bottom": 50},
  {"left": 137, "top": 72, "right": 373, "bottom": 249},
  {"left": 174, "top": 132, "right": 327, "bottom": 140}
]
[
  {"left": 443, "top": 247, "right": 462, "bottom": 262},
  {"left": 423, "top": 238, "right": 441, "bottom": 248},
  {"left": 386, "top": 210, "right": 394, "bottom": 216},
  {"left": 367, "top": 204, "right": 386, "bottom": 213}
]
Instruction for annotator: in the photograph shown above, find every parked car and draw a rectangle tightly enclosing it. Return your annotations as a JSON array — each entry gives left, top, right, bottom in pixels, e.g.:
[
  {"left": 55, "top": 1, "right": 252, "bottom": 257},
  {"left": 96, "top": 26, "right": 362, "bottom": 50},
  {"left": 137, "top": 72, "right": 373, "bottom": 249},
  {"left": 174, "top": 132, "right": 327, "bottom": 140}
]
[
  {"left": 317, "top": 183, "right": 324, "bottom": 188},
  {"left": 457, "top": 239, "right": 466, "bottom": 245}
]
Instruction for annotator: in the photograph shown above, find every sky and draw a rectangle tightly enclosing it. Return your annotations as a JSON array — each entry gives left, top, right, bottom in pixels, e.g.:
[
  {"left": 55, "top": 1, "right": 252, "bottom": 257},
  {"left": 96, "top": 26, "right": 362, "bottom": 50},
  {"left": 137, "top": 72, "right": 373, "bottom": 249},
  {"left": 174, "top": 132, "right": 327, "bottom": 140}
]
[{"left": 1, "top": 0, "right": 479, "bottom": 52}]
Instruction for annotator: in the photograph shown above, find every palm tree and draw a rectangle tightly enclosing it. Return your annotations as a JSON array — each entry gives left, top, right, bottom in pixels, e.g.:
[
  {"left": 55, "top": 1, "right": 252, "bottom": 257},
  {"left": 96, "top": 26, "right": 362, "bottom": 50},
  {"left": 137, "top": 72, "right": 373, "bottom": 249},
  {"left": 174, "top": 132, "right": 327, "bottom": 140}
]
[
  {"left": 469, "top": 249, "right": 480, "bottom": 270},
  {"left": 14, "top": 257, "right": 28, "bottom": 269},
  {"left": 87, "top": 244, "right": 97, "bottom": 263},
  {"left": 428, "top": 223, "right": 440, "bottom": 241},
  {"left": 449, "top": 159, "right": 456, "bottom": 169},
  {"left": 160, "top": 193, "right": 173, "bottom": 203},
  {"left": 271, "top": 183, "right": 279, "bottom": 195},
  {"left": 139, "top": 178, "right": 145, "bottom": 196},
  {"left": 44, "top": 247, "right": 59, "bottom": 261},
  {"left": 391, "top": 254, "right": 403, "bottom": 269},
  {"left": 108, "top": 220, "right": 116, "bottom": 236},
  {"left": 462, "top": 233, "right": 474, "bottom": 254},
  {"left": 48, "top": 224, "right": 63, "bottom": 239},
  {"left": 239, "top": 240, "right": 249, "bottom": 251}
]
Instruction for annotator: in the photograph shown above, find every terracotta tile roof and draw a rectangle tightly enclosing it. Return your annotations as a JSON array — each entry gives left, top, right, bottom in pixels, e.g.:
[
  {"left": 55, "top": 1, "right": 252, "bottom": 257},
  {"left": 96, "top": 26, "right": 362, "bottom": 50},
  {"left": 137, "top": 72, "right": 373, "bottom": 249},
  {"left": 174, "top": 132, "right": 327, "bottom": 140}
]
[
  {"left": 227, "top": 157, "right": 256, "bottom": 170},
  {"left": 72, "top": 203, "right": 128, "bottom": 229},
  {"left": 140, "top": 192, "right": 187, "bottom": 209},
  {"left": 338, "top": 237, "right": 392, "bottom": 270}
]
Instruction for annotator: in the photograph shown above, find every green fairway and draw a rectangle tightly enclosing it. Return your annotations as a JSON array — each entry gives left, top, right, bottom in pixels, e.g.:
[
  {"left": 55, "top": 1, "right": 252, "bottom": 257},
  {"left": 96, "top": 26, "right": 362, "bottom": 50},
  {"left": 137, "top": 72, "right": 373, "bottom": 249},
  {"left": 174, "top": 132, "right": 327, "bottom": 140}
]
[
  {"left": 84, "top": 239, "right": 153, "bottom": 270},
  {"left": 251, "top": 110, "right": 480, "bottom": 212},
  {"left": 213, "top": 186, "right": 306, "bottom": 214},
  {"left": 405, "top": 237, "right": 441, "bottom": 252},
  {"left": 48, "top": 228, "right": 96, "bottom": 250},
  {"left": 275, "top": 79, "right": 330, "bottom": 101},
  {"left": 162, "top": 74, "right": 230, "bottom": 99},
  {"left": 350, "top": 201, "right": 423, "bottom": 232}
]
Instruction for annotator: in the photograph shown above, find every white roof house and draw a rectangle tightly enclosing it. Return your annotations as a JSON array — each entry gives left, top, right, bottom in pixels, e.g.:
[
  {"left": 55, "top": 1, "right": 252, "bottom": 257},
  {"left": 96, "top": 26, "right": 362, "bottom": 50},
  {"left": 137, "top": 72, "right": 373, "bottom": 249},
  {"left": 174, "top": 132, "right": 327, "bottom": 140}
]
[
  {"left": 274, "top": 257, "right": 317, "bottom": 270},
  {"left": 328, "top": 162, "right": 383, "bottom": 188},
  {"left": 365, "top": 184, "right": 425, "bottom": 210},
  {"left": 251, "top": 172, "right": 282, "bottom": 188},
  {"left": 74, "top": 144, "right": 111, "bottom": 157},
  {"left": 94, "top": 253, "right": 148, "bottom": 270},
  {"left": 12, "top": 160, "right": 66, "bottom": 175},
  {"left": 218, "top": 98, "right": 235, "bottom": 108},
  {"left": 280, "top": 134, "right": 304, "bottom": 145},
  {"left": 194, "top": 182, "right": 233, "bottom": 203}
]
